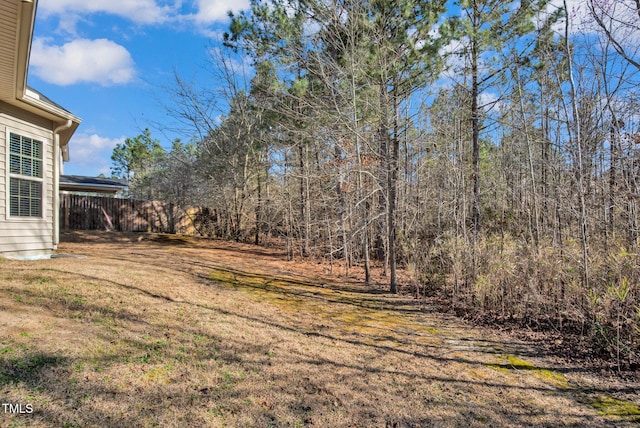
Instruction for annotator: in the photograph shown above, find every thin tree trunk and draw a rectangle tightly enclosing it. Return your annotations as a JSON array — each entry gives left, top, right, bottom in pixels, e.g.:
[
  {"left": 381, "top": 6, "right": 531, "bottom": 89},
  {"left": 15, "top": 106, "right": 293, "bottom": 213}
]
[
  {"left": 353, "top": 79, "right": 371, "bottom": 285},
  {"left": 255, "top": 158, "right": 262, "bottom": 246},
  {"left": 564, "top": 0, "right": 590, "bottom": 289},
  {"left": 299, "top": 144, "right": 310, "bottom": 256},
  {"left": 514, "top": 63, "right": 540, "bottom": 250}
]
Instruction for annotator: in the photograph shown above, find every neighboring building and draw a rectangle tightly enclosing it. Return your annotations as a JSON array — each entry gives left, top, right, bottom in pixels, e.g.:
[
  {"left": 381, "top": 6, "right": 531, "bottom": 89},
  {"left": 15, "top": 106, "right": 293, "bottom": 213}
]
[
  {"left": 0, "top": 0, "right": 81, "bottom": 258},
  {"left": 60, "top": 175, "right": 128, "bottom": 197}
]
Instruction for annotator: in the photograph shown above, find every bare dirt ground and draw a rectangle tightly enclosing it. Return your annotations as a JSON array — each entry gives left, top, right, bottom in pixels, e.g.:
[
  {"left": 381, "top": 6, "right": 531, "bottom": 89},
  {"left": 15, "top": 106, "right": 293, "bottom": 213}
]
[{"left": 1, "top": 231, "right": 639, "bottom": 427}]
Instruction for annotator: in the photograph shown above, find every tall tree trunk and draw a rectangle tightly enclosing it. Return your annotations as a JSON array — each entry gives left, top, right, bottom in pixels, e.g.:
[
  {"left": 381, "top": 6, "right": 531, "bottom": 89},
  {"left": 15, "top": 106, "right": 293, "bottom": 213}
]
[
  {"left": 388, "top": 87, "right": 400, "bottom": 293},
  {"left": 564, "top": 0, "right": 590, "bottom": 289},
  {"left": 608, "top": 116, "right": 620, "bottom": 240},
  {"left": 471, "top": 33, "right": 481, "bottom": 286},
  {"left": 353, "top": 78, "right": 371, "bottom": 285},
  {"left": 378, "top": 82, "right": 390, "bottom": 274}
]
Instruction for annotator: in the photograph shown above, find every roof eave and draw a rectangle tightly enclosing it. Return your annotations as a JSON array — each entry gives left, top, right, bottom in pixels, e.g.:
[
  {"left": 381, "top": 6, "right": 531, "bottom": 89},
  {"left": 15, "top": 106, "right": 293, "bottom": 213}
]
[
  {"left": 20, "top": 92, "right": 81, "bottom": 140},
  {"left": 11, "top": 0, "right": 82, "bottom": 159},
  {"left": 7, "top": 95, "right": 81, "bottom": 161},
  {"left": 15, "top": 0, "right": 35, "bottom": 102},
  {"left": 60, "top": 183, "right": 126, "bottom": 194}
]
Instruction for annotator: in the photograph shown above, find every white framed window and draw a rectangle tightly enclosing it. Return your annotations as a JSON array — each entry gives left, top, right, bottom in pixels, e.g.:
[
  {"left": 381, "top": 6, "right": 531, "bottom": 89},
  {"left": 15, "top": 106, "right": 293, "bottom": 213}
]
[{"left": 7, "top": 132, "right": 44, "bottom": 218}]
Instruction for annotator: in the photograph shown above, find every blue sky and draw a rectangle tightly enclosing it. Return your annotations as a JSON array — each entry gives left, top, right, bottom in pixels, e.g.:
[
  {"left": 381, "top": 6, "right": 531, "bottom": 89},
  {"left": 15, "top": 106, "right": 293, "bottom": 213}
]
[{"left": 28, "top": 0, "right": 250, "bottom": 177}]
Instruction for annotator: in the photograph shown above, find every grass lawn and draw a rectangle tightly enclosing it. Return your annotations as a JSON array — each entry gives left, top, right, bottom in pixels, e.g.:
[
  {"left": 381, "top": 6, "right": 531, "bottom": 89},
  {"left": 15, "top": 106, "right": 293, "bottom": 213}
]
[{"left": 1, "top": 231, "right": 638, "bottom": 427}]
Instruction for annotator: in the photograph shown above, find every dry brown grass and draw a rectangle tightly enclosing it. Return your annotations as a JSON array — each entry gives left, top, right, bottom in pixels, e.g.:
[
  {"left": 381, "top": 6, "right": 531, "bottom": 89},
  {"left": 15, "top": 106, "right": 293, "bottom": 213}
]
[{"left": 1, "top": 231, "right": 638, "bottom": 427}]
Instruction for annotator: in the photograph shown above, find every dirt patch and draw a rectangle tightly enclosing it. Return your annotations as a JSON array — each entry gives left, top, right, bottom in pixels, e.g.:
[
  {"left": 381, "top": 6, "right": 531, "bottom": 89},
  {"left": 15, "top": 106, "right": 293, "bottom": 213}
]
[{"left": 0, "top": 231, "right": 638, "bottom": 427}]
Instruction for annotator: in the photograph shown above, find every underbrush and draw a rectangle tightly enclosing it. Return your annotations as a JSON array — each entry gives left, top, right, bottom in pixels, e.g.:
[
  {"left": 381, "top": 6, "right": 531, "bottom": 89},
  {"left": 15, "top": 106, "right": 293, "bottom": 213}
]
[{"left": 407, "top": 233, "right": 640, "bottom": 372}]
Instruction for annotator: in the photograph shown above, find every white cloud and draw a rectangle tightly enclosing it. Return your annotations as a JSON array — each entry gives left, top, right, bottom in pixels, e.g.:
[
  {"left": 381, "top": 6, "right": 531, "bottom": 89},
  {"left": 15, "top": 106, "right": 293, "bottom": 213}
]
[
  {"left": 30, "top": 38, "right": 136, "bottom": 86},
  {"left": 192, "top": 0, "right": 250, "bottom": 24},
  {"left": 41, "top": 0, "right": 250, "bottom": 26},
  {"left": 38, "top": 0, "right": 251, "bottom": 37},
  {"left": 207, "top": 46, "right": 253, "bottom": 77},
  {"left": 39, "top": 0, "right": 177, "bottom": 25},
  {"left": 67, "top": 133, "right": 125, "bottom": 173},
  {"left": 479, "top": 92, "right": 498, "bottom": 107},
  {"left": 479, "top": 91, "right": 502, "bottom": 113},
  {"left": 544, "top": 0, "right": 595, "bottom": 35}
]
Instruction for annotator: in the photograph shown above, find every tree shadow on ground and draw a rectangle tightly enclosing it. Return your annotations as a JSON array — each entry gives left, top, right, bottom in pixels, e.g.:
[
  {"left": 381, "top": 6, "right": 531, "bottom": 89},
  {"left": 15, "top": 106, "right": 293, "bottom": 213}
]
[{"left": 10, "top": 235, "right": 636, "bottom": 427}]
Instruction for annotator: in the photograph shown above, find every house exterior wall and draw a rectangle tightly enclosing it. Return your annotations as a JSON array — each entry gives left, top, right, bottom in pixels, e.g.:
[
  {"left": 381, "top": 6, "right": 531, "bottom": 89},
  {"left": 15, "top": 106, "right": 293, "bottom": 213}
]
[{"left": 0, "top": 100, "right": 55, "bottom": 258}]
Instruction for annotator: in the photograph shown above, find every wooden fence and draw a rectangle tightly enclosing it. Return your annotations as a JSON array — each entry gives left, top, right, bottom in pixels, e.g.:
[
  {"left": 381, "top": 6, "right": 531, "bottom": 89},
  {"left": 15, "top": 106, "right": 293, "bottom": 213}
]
[
  {"left": 60, "top": 194, "right": 177, "bottom": 233},
  {"left": 60, "top": 194, "right": 224, "bottom": 236}
]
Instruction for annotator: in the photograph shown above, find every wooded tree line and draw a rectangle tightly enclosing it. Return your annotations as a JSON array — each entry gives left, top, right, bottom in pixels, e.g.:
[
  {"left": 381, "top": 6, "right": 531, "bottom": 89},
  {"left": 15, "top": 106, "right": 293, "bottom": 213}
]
[{"left": 112, "top": 0, "right": 640, "bottom": 368}]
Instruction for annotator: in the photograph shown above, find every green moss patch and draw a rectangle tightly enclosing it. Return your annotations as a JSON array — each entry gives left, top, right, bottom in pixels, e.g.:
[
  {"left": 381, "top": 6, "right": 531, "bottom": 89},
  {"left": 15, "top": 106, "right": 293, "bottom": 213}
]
[
  {"left": 487, "top": 354, "right": 568, "bottom": 388},
  {"left": 590, "top": 395, "right": 640, "bottom": 421}
]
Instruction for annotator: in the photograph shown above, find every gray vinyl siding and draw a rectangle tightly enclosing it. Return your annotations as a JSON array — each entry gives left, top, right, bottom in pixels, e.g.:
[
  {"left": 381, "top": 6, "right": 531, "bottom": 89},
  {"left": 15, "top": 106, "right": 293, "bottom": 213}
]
[
  {"left": 0, "top": 135, "right": 4, "bottom": 222},
  {"left": 0, "top": 101, "right": 55, "bottom": 257}
]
